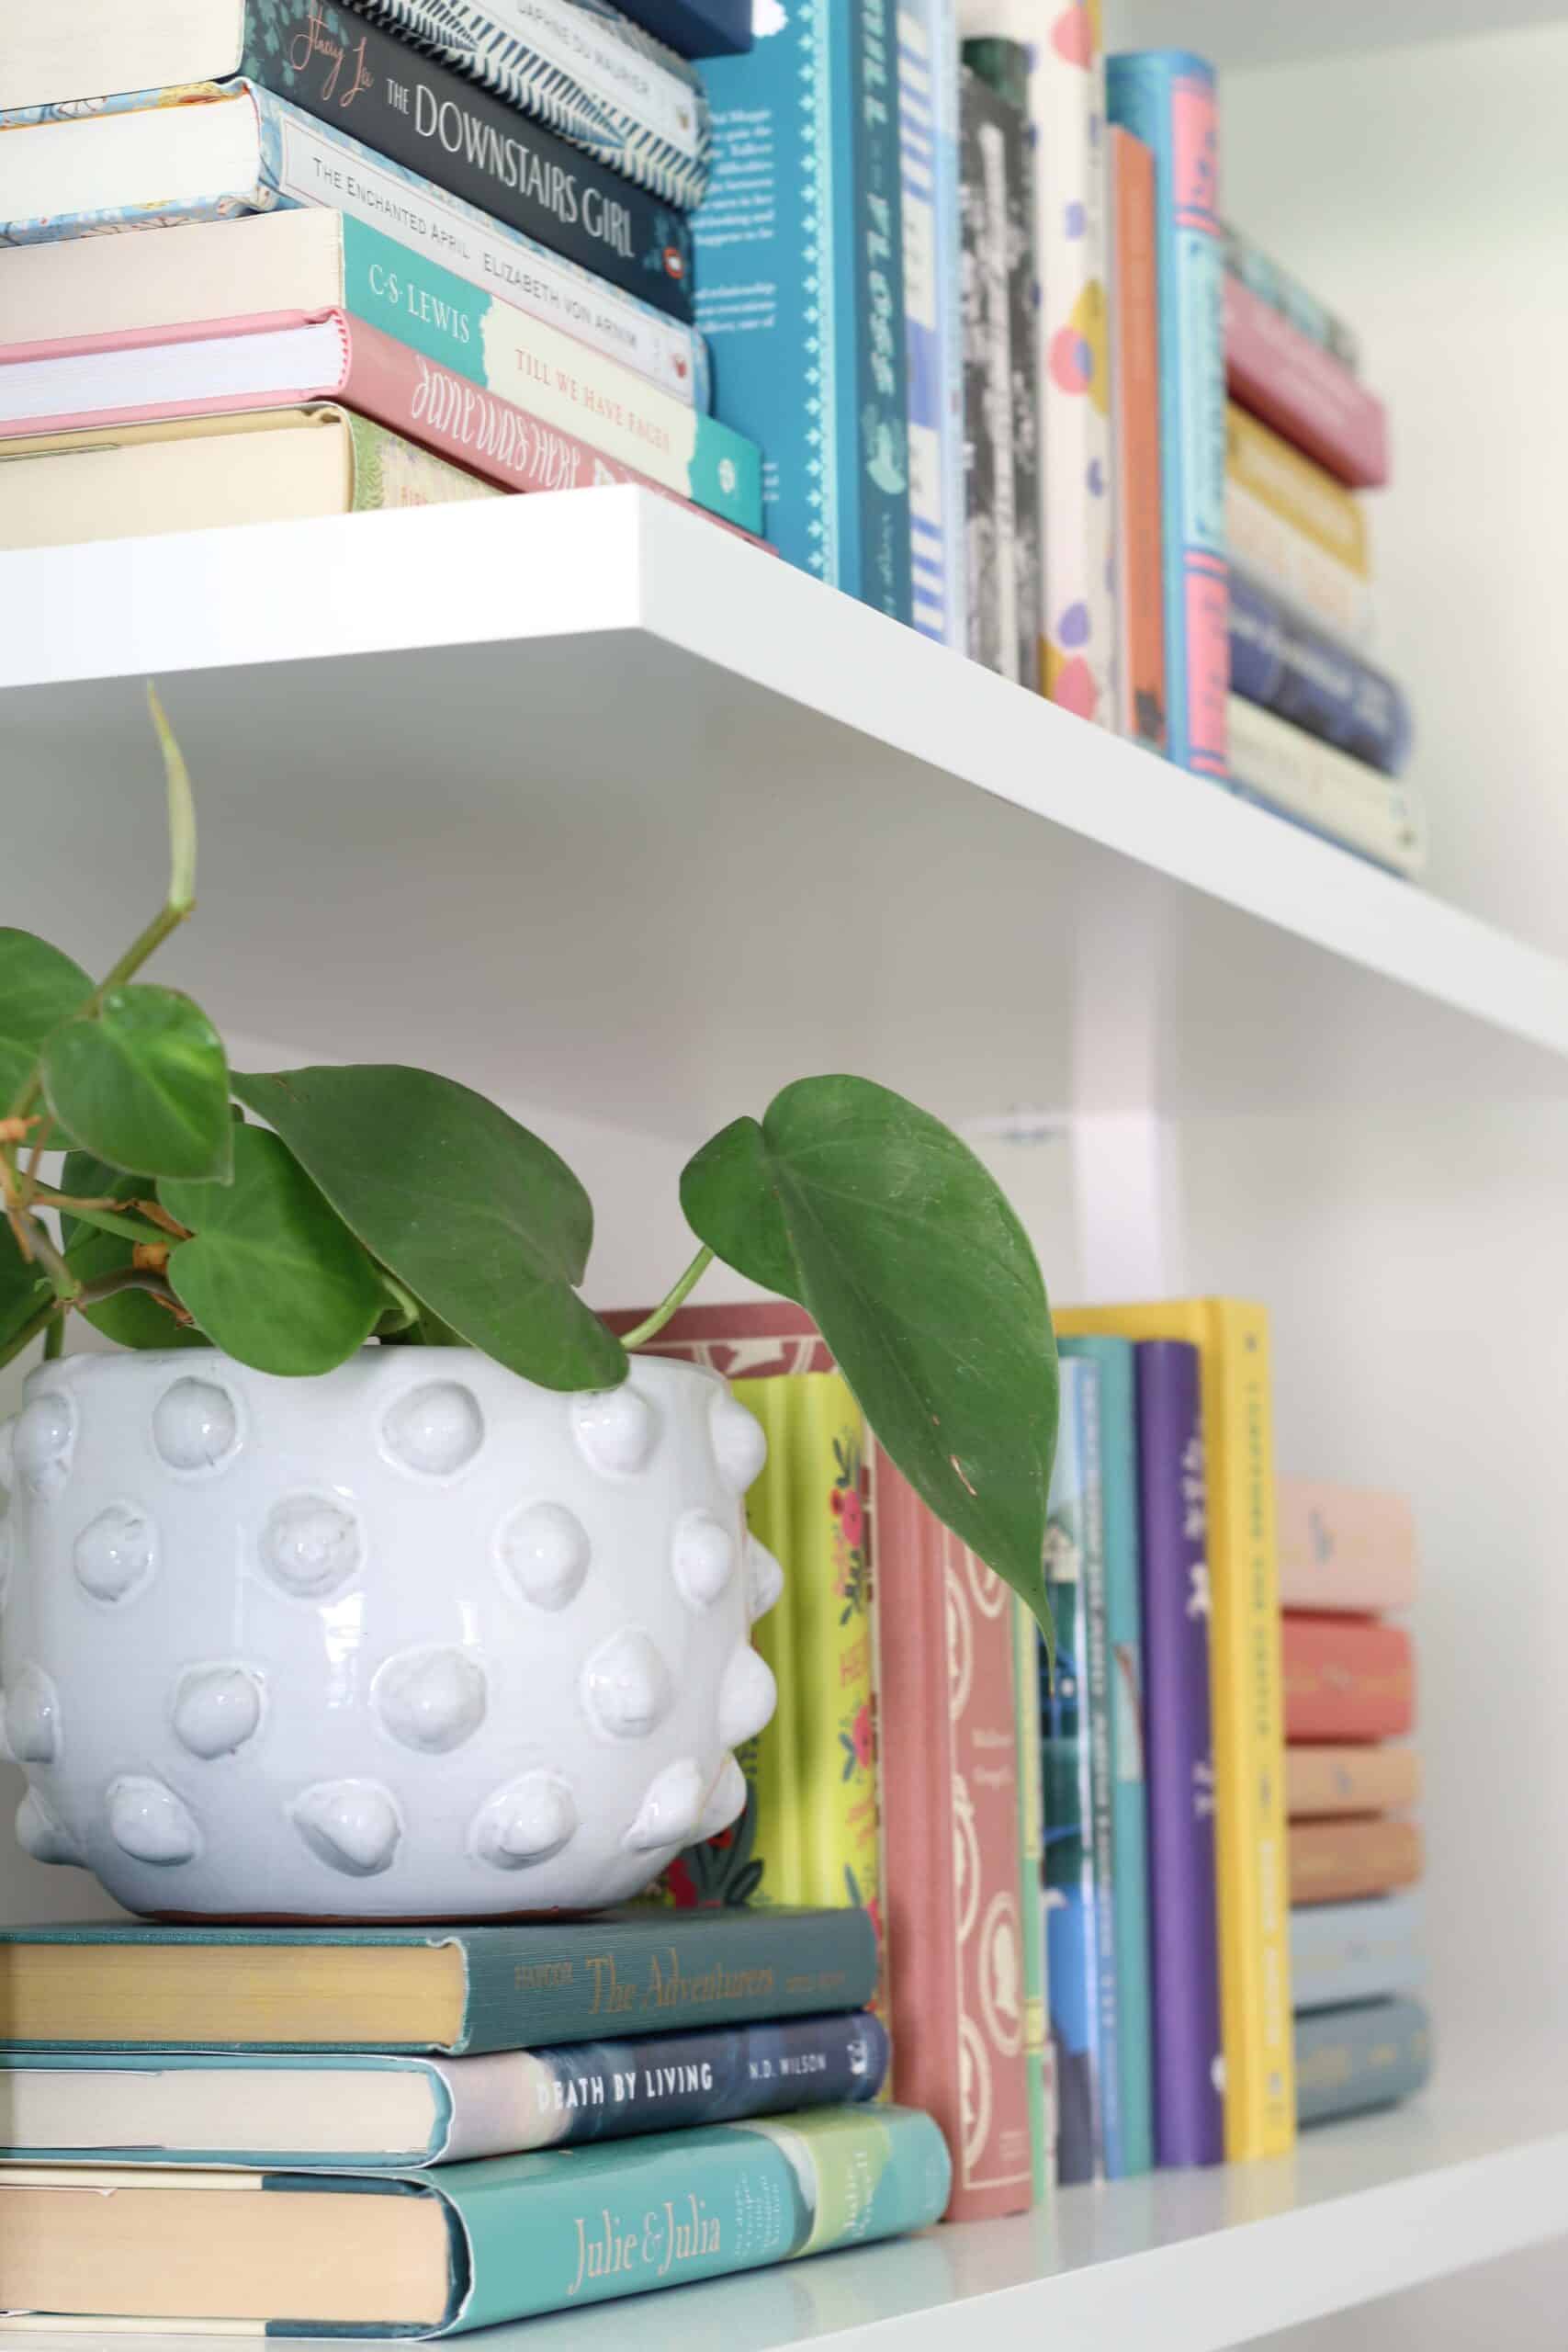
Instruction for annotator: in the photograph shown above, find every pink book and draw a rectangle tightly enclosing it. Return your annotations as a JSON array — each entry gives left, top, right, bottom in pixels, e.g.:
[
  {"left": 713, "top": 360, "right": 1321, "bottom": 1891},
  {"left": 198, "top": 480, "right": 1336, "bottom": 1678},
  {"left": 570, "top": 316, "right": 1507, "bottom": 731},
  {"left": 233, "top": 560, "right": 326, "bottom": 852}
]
[
  {"left": 1225, "top": 276, "right": 1389, "bottom": 489},
  {"left": 1276, "top": 1480, "right": 1417, "bottom": 1613},
  {"left": 0, "top": 311, "right": 768, "bottom": 542}
]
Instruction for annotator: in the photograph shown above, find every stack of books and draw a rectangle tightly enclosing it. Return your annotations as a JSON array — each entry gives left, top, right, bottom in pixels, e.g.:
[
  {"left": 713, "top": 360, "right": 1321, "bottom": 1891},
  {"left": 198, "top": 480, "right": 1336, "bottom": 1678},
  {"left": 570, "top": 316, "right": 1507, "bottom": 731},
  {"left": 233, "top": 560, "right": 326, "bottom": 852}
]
[
  {"left": 0, "top": 1907, "right": 952, "bottom": 2328},
  {"left": 1279, "top": 1478, "right": 1432, "bottom": 2129},
  {"left": 0, "top": 0, "right": 766, "bottom": 549}
]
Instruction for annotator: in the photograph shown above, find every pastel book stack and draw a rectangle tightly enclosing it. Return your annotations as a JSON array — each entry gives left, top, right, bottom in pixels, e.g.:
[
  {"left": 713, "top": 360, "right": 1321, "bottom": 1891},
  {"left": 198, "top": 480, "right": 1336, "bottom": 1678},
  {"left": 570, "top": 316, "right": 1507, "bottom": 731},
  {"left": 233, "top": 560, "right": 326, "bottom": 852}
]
[
  {"left": 1221, "top": 224, "right": 1427, "bottom": 875},
  {"left": 612, "top": 1300, "right": 1043, "bottom": 2222},
  {"left": 0, "top": 0, "right": 767, "bottom": 550},
  {"left": 0, "top": 1911, "right": 957, "bottom": 2329},
  {"left": 1278, "top": 1476, "right": 1431, "bottom": 2131}
]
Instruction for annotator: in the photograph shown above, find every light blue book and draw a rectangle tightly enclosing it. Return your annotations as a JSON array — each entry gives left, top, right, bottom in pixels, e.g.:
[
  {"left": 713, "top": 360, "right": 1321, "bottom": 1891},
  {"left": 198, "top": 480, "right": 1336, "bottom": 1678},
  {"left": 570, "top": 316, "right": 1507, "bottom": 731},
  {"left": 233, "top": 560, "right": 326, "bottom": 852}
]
[
  {"left": 6, "top": 2108, "right": 951, "bottom": 2334},
  {"left": 694, "top": 5, "right": 912, "bottom": 616},
  {"left": 1291, "top": 1894, "right": 1427, "bottom": 2016},
  {"left": 1059, "top": 1336, "right": 1153, "bottom": 2178},
  {"left": 897, "top": 0, "right": 965, "bottom": 647},
  {"left": 1106, "top": 51, "right": 1227, "bottom": 777}
]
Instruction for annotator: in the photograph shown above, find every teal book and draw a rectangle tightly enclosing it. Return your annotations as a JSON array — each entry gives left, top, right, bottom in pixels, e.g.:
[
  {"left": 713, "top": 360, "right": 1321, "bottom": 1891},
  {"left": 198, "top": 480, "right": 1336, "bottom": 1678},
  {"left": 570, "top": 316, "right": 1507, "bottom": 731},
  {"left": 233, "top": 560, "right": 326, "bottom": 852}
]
[
  {"left": 694, "top": 2, "right": 913, "bottom": 617},
  {"left": 0, "top": 2014, "right": 889, "bottom": 2167},
  {"left": 1295, "top": 1996, "right": 1432, "bottom": 2129},
  {"left": 0, "top": 1909, "right": 876, "bottom": 2054},
  {"left": 1058, "top": 1337, "right": 1154, "bottom": 2178},
  {"left": 0, "top": 2107, "right": 951, "bottom": 2334}
]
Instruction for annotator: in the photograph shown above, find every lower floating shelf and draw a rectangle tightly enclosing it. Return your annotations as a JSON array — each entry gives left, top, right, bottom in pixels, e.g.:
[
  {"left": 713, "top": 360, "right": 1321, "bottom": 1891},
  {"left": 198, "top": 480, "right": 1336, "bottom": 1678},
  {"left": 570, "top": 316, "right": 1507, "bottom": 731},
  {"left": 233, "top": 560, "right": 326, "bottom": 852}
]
[{"left": 1, "top": 2050, "right": 1562, "bottom": 2349}]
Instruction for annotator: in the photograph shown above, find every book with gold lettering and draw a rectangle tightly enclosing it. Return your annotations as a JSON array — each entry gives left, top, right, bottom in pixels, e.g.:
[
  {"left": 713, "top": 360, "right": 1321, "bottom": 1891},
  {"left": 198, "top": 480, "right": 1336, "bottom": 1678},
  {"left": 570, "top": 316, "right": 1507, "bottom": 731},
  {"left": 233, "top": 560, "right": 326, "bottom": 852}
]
[{"left": 0, "top": 1910, "right": 877, "bottom": 2053}]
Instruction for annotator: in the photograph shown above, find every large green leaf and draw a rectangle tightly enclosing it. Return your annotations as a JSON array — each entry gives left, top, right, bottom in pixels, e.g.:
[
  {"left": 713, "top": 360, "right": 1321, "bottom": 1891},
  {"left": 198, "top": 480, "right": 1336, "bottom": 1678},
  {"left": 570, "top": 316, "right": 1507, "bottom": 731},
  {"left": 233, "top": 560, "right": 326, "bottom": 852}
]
[
  {"left": 43, "top": 985, "right": 231, "bottom": 1180},
  {"left": 0, "top": 930, "right": 92, "bottom": 1140},
  {"left": 59, "top": 1151, "right": 207, "bottom": 1352},
  {"left": 162, "top": 1125, "right": 387, "bottom": 1375},
  {"left": 231, "top": 1067, "right": 626, "bottom": 1391},
  {"left": 682, "top": 1076, "right": 1057, "bottom": 1639}
]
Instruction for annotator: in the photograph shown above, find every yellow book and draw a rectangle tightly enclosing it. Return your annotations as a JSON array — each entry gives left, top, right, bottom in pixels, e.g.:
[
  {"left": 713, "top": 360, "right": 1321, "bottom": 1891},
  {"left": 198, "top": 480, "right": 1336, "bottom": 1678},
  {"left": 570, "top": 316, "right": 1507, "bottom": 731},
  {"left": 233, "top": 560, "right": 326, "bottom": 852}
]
[
  {"left": 1225, "top": 403, "right": 1369, "bottom": 577},
  {"left": 1054, "top": 1301, "right": 1294, "bottom": 2161}
]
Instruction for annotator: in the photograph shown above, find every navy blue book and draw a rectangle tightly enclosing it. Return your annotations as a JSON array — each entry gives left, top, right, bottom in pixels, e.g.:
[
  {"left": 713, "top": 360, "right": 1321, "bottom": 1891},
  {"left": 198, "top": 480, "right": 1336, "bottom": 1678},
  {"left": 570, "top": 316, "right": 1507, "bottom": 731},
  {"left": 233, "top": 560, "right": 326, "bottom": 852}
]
[
  {"left": 1229, "top": 565, "right": 1413, "bottom": 775},
  {"left": 618, "top": 0, "right": 752, "bottom": 56},
  {"left": 1295, "top": 1996, "right": 1432, "bottom": 2129}
]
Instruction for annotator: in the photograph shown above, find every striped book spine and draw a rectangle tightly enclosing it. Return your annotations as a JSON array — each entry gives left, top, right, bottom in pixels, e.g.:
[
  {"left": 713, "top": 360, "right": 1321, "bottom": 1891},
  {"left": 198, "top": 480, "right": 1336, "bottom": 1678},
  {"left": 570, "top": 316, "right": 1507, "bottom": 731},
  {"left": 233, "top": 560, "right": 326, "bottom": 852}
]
[{"left": 899, "top": 0, "right": 965, "bottom": 649}]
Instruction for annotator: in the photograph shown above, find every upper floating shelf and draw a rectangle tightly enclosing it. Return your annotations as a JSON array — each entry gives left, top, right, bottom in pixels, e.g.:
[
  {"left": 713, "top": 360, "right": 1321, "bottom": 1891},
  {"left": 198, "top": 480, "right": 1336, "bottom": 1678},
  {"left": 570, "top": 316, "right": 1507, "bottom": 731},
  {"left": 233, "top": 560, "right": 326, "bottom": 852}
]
[{"left": 5, "top": 487, "right": 1566, "bottom": 1137}]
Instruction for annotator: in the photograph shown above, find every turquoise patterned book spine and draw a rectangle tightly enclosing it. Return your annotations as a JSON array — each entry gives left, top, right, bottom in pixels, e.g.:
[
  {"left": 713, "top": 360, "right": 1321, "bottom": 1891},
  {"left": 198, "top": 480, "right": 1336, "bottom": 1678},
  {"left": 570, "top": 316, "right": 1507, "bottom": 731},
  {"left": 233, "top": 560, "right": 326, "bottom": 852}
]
[
  {"left": 1059, "top": 1337, "right": 1153, "bottom": 2177},
  {"left": 897, "top": 0, "right": 964, "bottom": 646},
  {"left": 833, "top": 0, "right": 913, "bottom": 621}
]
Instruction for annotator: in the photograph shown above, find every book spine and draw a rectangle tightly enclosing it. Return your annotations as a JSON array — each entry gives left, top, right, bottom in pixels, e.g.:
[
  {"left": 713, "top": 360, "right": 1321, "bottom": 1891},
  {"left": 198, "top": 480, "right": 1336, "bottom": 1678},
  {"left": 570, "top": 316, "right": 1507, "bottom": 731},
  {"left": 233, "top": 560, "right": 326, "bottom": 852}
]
[
  {"left": 1223, "top": 222, "right": 1360, "bottom": 375},
  {"left": 874, "top": 1445, "right": 1033, "bottom": 2219},
  {"left": 1276, "top": 1480, "right": 1419, "bottom": 1611},
  {"left": 343, "top": 406, "right": 503, "bottom": 506},
  {"left": 1012, "top": 1591, "right": 1051, "bottom": 2204},
  {"left": 1289, "top": 1894, "right": 1426, "bottom": 2015},
  {"left": 615, "top": 0, "right": 754, "bottom": 56},
  {"left": 899, "top": 0, "right": 965, "bottom": 648},
  {"left": 251, "top": 85, "right": 710, "bottom": 406},
  {"left": 1226, "top": 497, "right": 1374, "bottom": 649},
  {"left": 1225, "top": 272, "right": 1388, "bottom": 489},
  {"left": 450, "top": 2105, "right": 953, "bottom": 2325},
  {"left": 1290, "top": 1818, "right": 1424, "bottom": 1909},
  {"left": 439, "top": 2011, "right": 890, "bottom": 2154},
  {"left": 333, "top": 212, "right": 761, "bottom": 525},
  {"left": 1081, "top": 1360, "right": 1124, "bottom": 2179},
  {"left": 457, "top": 1904, "right": 878, "bottom": 2052},
  {"left": 1293, "top": 1996, "right": 1431, "bottom": 2129},
  {"left": 1006, "top": 85, "right": 1041, "bottom": 686},
  {"left": 1107, "top": 49, "right": 1227, "bottom": 776},
  {"left": 239, "top": 0, "right": 696, "bottom": 320},
  {"left": 1226, "top": 696, "right": 1428, "bottom": 877},
  {"left": 1226, "top": 403, "right": 1369, "bottom": 575},
  {"left": 694, "top": 8, "right": 841, "bottom": 584},
  {"left": 834, "top": 0, "right": 913, "bottom": 621},
  {"left": 1281, "top": 1615, "right": 1416, "bottom": 1744},
  {"left": 1229, "top": 567, "right": 1409, "bottom": 775},
  {"left": 1043, "top": 1359, "right": 1115, "bottom": 2186},
  {"left": 341, "top": 0, "right": 714, "bottom": 209},
  {"left": 1134, "top": 1340, "right": 1224, "bottom": 2169},
  {"left": 959, "top": 71, "right": 1003, "bottom": 673},
  {"left": 1111, "top": 126, "right": 1168, "bottom": 752},
  {"left": 1286, "top": 1745, "right": 1421, "bottom": 1818}
]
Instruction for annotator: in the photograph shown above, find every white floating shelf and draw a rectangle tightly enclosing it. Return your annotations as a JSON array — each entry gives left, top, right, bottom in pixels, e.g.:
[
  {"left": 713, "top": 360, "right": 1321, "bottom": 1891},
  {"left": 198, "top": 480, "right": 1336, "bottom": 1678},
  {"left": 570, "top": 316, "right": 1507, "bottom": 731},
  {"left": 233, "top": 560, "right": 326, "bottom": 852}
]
[
  {"left": 6, "top": 486, "right": 1568, "bottom": 1136},
  {"left": 0, "top": 2059, "right": 1562, "bottom": 2350}
]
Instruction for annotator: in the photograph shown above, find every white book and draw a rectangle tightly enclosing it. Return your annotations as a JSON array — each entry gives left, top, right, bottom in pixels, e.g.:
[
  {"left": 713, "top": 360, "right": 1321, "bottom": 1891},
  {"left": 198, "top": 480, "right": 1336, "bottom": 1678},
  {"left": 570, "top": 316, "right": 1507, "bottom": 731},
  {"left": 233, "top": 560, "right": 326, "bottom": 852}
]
[
  {"left": 1226, "top": 479, "right": 1377, "bottom": 650},
  {"left": 1226, "top": 695, "right": 1427, "bottom": 876}
]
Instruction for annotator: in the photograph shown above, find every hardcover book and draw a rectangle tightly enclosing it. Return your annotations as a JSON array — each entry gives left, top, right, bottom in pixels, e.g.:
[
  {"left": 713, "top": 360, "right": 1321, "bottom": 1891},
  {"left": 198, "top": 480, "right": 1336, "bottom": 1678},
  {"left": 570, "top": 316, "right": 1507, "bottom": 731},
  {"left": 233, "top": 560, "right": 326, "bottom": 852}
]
[
  {"left": 1226, "top": 404, "right": 1369, "bottom": 578},
  {"left": 1013, "top": 1589, "right": 1053, "bottom": 2201},
  {"left": 1110, "top": 123, "right": 1168, "bottom": 752},
  {"left": 1107, "top": 48, "right": 1227, "bottom": 775},
  {"left": 1135, "top": 1340, "right": 1224, "bottom": 2169},
  {"left": 617, "top": 0, "right": 752, "bottom": 55},
  {"left": 1281, "top": 1615, "right": 1416, "bottom": 1743},
  {"left": 1225, "top": 480, "right": 1375, "bottom": 650},
  {"left": 1286, "top": 1745, "right": 1421, "bottom": 1819},
  {"left": 340, "top": 0, "right": 715, "bottom": 210},
  {"left": 1226, "top": 272, "right": 1388, "bottom": 490},
  {"left": 0, "top": 2013, "right": 889, "bottom": 2165},
  {"left": 1276, "top": 1479, "right": 1418, "bottom": 1614},
  {"left": 1290, "top": 1893, "right": 1426, "bottom": 2014},
  {"left": 0, "top": 2106, "right": 952, "bottom": 2333},
  {"left": 1223, "top": 222, "right": 1360, "bottom": 375},
  {"left": 0, "top": 405, "right": 499, "bottom": 553},
  {"left": 958, "top": 56, "right": 1040, "bottom": 684},
  {"left": 1295, "top": 1996, "right": 1431, "bottom": 2128},
  {"left": 694, "top": 0, "right": 913, "bottom": 619},
  {"left": 0, "top": 85, "right": 711, "bottom": 408},
  {"left": 963, "top": 3, "right": 1114, "bottom": 722},
  {"left": 0, "top": 1910, "right": 878, "bottom": 2052},
  {"left": 1055, "top": 1300, "right": 1294, "bottom": 2164},
  {"left": 1290, "top": 1818, "right": 1424, "bottom": 1907},
  {"left": 1227, "top": 695, "right": 1427, "bottom": 879},
  {"left": 899, "top": 0, "right": 965, "bottom": 649},
  {"left": 1229, "top": 567, "right": 1411, "bottom": 776},
  {"left": 1060, "top": 1336, "right": 1152, "bottom": 2177},
  {"left": 1042, "top": 1354, "right": 1118, "bottom": 2187}
]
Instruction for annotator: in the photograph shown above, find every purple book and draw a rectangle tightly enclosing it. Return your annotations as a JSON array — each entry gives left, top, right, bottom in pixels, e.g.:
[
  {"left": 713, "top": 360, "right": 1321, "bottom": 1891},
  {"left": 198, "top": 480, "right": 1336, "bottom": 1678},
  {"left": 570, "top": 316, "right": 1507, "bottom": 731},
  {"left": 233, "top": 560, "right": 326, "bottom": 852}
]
[{"left": 1136, "top": 1341, "right": 1224, "bottom": 2167}]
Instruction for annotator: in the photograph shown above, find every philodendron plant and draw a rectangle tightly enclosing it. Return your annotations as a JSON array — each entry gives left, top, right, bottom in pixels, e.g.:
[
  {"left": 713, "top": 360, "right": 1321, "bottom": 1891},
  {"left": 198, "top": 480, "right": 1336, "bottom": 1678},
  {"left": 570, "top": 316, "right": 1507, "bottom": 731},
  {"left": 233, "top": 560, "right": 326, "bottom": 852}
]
[{"left": 1, "top": 695, "right": 1059, "bottom": 1639}]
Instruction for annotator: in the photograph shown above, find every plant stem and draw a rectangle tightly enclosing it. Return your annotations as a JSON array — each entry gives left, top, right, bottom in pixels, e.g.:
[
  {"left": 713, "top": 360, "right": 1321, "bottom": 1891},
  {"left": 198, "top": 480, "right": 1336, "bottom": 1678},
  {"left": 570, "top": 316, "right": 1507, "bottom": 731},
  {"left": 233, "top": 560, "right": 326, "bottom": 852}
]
[
  {"left": 0, "top": 1296, "right": 62, "bottom": 1375},
  {"left": 619, "top": 1246, "right": 715, "bottom": 1351},
  {"left": 30, "top": 1193, "right": 175, "bottom": 1250},
  {"left": 41, "top": 1316, "right": 63, "bottom": 1363}
]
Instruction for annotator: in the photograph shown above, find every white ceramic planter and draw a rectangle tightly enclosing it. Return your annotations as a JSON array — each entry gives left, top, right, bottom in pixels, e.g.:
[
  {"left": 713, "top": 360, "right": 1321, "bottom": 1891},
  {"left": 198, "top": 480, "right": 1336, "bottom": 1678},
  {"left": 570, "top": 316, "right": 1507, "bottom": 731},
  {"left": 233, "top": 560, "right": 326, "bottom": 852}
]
[{"left": 0, "top": 1347, "right": 783, "bottom": 1920}]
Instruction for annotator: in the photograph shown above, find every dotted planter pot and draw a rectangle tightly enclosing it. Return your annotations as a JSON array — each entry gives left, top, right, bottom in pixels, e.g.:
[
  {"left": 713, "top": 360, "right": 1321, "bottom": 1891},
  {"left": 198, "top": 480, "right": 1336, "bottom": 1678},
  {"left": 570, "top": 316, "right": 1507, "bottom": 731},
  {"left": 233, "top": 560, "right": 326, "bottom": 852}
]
[{"left": 0, "top": 1347, "right": 782, "bottom": 1921}]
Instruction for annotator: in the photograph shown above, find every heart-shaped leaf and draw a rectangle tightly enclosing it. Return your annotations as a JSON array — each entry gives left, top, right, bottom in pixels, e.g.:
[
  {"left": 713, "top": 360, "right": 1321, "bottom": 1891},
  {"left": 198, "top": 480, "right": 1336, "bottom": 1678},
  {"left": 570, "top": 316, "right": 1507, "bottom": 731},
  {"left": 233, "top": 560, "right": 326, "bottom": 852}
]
[
  {"left": 59, "top": 1151, "right": 206, "bottom": 1353},
  {"left": 44, "top": 985, "right": 231, "bottom": 1180},
  {"left": 0, "top": 930, "right": 92, "bottom": 1141},
  {"left": 162, "top": 1125, "right": 388, "bottom": 1375},
  {"left": 232, "top": 1067, "right": 626, "bottom": 1391},
  {"left": 682, "top": 1076, "right": 1057, "bottom": 1641}
]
